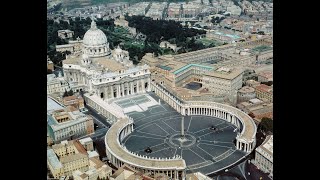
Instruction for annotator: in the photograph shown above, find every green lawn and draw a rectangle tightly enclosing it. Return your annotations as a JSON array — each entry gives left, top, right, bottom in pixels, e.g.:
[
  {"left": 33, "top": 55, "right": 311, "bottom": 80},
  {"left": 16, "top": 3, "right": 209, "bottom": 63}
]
[
  {"left": 196, "top": 38, "right": 223, "bottom": 47},
  {"left": 124, "top": 40, "right": 144, "bottom": 49},
  {"left": 113, "top": 27, "right": 129, "bottom": 35}
]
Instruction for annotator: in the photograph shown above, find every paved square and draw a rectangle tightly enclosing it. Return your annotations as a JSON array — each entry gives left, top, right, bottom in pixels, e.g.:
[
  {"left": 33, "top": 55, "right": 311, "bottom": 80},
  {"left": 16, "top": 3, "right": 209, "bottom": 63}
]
[
  {"left": 122, "top": 92, "right": 247, "bottom": 175},
  {"left": 112, "top": 94, "right": 158, "bottom": 113}
]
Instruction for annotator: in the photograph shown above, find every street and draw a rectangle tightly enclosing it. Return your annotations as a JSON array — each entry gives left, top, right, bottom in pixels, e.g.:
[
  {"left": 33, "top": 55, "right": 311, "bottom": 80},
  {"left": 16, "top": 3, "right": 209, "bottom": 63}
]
[
  {"left": 84, "top": 105, "right": 112, "bottom": 128},
  {"left": 245, "top": 160, "right": 271, "bottom": 180},
  {"left": 71, "top": 104, "right": 111, "bottom": 142}
]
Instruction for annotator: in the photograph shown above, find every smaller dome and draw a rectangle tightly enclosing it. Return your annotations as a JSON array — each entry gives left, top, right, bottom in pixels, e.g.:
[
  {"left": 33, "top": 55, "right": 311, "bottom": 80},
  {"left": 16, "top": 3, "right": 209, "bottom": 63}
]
[{"left": 115, "top": 45, "right": 122, "bottom": 53}]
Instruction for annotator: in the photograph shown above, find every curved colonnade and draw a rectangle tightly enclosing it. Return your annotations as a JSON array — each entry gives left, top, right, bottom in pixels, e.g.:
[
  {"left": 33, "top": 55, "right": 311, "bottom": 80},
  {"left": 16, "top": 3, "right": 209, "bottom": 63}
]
[
  {"left": 105, "top": 116, "right": 187, "bottom": 179},
  {"left": 152, "top": 82, "right": 256, "bottom": 152},
  {"left": 101, "top": 82, "right": 256, "bottom": 179}
]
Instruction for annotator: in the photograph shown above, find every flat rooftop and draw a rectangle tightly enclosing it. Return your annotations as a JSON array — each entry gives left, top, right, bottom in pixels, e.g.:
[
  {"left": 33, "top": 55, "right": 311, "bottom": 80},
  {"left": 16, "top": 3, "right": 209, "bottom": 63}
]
[
  {"left": 174, "top": 64, "right": 214, "bottom": 75},
  {"left": 204, "top": 68, "right": 243, "bottom": 80},
  {"left": 47, "top": 149, "right": 63, "bottom": 170},
  {"left": 60, "top": 153, "right": 87, "bottom": 164},
  {"left": 63, "top": 55, "right": 128, "bottom": 72},
  {"left": 47, "top": 110, "right": 90, "bottom": 131},
  {"left": 255, "top": 84, "right": 273, "bottom": 93},
  {"left": 238, "top": 86, "right": 255, "bottom": 93},
  {"left": 256, "top": 135, "right": 273, "bottom": 162},
  {"left": 47, "top": 97, "right": 64, "bottom": 112},
  {"left": 79, "top": 137, "right": 93, "bottom": 144}
]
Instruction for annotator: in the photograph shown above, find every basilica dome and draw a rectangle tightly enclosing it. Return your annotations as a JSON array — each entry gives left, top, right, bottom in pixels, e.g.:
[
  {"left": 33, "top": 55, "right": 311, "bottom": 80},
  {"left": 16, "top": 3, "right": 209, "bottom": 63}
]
[{"left": 82, "top": 20, "right": 111, "bottom": 58}]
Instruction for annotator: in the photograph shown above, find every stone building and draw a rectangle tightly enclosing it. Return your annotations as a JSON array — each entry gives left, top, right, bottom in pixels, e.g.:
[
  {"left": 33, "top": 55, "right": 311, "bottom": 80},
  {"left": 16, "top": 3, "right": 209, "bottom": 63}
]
[
  {"left": 63, "top": 95, "right": 85, "bottom": 110},
  {"left": 48, "top": 140, "right": 90, "bottom": 178},
  {"left": 79, "top": 137, "right": 94, "bottom": 151},
  {"left": 48, "top": 139, "right": 112, "bottom": 179},
  {"left": 255, "top": 84, "right": 273, "bottom": 102},
  {"left": 237, "top": 86, "right": 256, "bottom": 103},
  {"left": 47, "top": 74, "right": 70, "bottom": 95},
  {"left": 47, "top": 99, "right": 94, "bottom": 143},
  {"left": 254, "top": 135, "right": 273, "bottom": 179},
  {"left": 56, "top": 37, "right": 83, "bottom": 55},
  {"left": 62, "top": 20, "right": 151, "bottom": 99},
  {"left": 114, "top": 14, "right": 128, "bottom": 27},
  {"left": 246, "top": 79, "right": 260, "bottom": 88},
  {"left": 58, "top": 30, "right": 74, "bottom": 39},
  {"left": 257, "top": 71, "right": 273, "bottom": 83}
]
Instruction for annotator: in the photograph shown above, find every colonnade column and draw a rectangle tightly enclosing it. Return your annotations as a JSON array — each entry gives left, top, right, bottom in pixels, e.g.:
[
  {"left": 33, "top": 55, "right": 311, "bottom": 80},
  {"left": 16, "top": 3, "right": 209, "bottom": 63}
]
[
  {"left": 142, "top": 79, "right": 145, "bottom": 92},
  {"left": 236, "top": 119, "right": 240, "bottom": 128},
  {"left": 121, "top": 83, "right": 125, "bottom": 97},
  {"left": 136, "top": 80, "right": 140, "bottom": 93},
  {"left": 176, "top": 170, "right": 178, "bottom": 179},
  {"left": 148, "top": 78, "right": 151, "bottom": 91},
  {"left": 131, "top": 82, "right": 134, "bottom": 95},
  {"left": 117, "top": 85, "right": 121, "bottom": 98},
  {"left": 111, "top": 86, "right": 114, "bottom": 99},
  {"left": 104, "top": 86, "right": 108, "bottom": 99}
]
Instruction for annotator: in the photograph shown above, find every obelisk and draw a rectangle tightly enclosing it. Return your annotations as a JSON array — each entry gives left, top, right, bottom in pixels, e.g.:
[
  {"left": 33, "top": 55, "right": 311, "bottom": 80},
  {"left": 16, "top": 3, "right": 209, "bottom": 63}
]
[{"left": 181, "top": 116, "right": 185, "bottom": 138}]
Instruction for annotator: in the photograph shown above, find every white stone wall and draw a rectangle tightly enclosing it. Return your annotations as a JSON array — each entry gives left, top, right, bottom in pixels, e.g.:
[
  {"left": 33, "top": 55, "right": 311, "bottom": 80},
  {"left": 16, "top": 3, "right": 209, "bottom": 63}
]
[
  {"left": 53, "top": 121, "right": 87, "bottom": 142},
  {"left": 255, "top": 151, "right": 273, "bottom": 176},
  {"left": 47, "top": 78, "right": 70, "bottom": 94},
  {"left": 202, "top": 73, "right": 242, "bottom": 96}
]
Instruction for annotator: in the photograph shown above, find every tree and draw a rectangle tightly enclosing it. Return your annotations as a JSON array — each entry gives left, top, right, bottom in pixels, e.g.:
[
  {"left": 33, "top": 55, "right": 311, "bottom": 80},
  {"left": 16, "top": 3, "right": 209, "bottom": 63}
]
[{"left": 259, "top": 117, "right": 273, "bottom": 133}]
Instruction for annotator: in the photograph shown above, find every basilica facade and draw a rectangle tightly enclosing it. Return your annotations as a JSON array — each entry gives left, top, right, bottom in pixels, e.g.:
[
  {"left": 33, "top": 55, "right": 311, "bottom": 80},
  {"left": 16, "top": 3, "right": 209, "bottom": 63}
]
[{"left": 62, "top": 20, "right": 151, "bottom": 100}]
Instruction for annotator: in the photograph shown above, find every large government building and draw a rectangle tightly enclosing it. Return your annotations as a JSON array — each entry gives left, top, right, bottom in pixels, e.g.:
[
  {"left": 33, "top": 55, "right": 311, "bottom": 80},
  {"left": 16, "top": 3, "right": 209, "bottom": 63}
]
[{"left": 141, "top": 36, "right": 272, "bottom": 105}]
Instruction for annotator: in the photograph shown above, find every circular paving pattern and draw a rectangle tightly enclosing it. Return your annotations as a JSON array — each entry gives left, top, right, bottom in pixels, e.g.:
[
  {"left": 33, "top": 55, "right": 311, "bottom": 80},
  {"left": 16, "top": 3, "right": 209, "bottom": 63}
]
[
  {"left": 123, "top": 103, "right": 247, "bottom": 175},
  {"left": 167, "top": 133, "right": 197, "bottom": 148}
]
